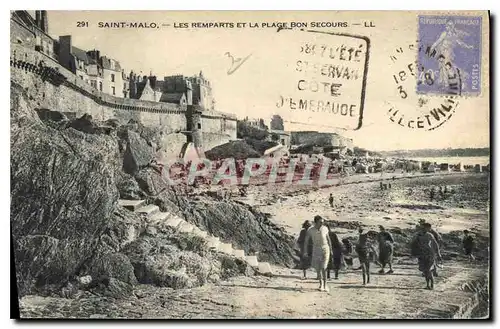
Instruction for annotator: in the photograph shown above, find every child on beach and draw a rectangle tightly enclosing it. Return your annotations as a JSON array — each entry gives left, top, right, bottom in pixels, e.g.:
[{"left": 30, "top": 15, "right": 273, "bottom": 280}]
[
  {"left": 341, "top": 238, "right": 354, "bottom": 269},
  {"left": 462, "top": 230, "right": 476, "bottom": 261}
]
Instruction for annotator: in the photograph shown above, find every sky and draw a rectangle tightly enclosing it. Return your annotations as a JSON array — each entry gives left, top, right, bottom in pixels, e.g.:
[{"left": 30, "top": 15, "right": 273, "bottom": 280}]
[{"left": 36, "top": 10, "right": 489, "bottom": 151}]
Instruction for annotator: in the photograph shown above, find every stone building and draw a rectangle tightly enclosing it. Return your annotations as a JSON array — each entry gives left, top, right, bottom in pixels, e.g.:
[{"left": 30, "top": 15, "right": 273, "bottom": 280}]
[
  {"left": 129, "top": 71, "right": 212, "bottom": 109},
  {"left": 11, "top": 10, "right": 56, "bottom": 59},
  {"left": 290, "top": 131, "right": 354, "bottom": 154},
  {"left": 58, "top": 38, "right": 127, "bottom": 98}
]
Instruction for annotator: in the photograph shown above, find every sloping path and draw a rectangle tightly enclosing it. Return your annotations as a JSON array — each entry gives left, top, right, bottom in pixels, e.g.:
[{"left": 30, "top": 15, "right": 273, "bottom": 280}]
[{"left": 118, "top": 199, "right": 273, "bottom": 274}]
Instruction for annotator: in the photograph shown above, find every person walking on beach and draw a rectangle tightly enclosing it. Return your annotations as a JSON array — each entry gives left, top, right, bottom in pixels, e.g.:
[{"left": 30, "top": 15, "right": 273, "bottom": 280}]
[
  {"left": 355, "top": 226, "right": 371, "bottom": 285},
  {"left": 303, "top": 215, "right": 333, "bottom": 292},
  {"left": 417, "top": 219, "right": 443, "bottom": 276},
  {"left": 462, "top": 230, "right": 476, "bottom": 261},
  {"left": 328, "top": 193, "right": 334, "bottom": 208},
  {"left": 411, "top": 223, "right": 442, "bottom": 290},
  {"left": 341, "top": 238, "right": 354, "bottom": 269},
  {"left": 326, "top": 227, "right": 343, "bottom": 280},
  {"left": 297, "top": 220, "right": 313, "bottom": 279},
  {"left": 377, "top": 225, "right": 395, "bottom": 274}
]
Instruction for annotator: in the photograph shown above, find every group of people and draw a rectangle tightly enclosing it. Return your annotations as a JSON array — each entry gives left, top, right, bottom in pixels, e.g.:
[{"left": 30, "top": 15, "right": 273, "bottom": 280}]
[{"left": 296, "top": 215, "right": 476, "bottom": 291}]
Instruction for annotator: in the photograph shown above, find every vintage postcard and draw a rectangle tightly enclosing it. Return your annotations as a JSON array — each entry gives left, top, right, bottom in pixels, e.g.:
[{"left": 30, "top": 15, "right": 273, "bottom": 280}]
[{"left": 10, "top": 10, "right": 490, "bottom": 319}]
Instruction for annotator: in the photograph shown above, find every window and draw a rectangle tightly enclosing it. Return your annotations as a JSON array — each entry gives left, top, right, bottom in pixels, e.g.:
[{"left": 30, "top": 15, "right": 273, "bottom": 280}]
[
  {"left": 281, "top": 139, "right": 286, "bottom": 145},
  {"left": 99, "top": 82, "right": 103, "bottom": 91},
  {"left": 111, "top": 74, "right": 115, "bottom": 82},
  {"left": 112, "top": 86, "right": 115, "bottom": 95},
  {"left": 91, "top": 81, "right": 96, "bottom": 88},
  {"left": 197, "top": 123, "right": 202, "bottom": 129}
]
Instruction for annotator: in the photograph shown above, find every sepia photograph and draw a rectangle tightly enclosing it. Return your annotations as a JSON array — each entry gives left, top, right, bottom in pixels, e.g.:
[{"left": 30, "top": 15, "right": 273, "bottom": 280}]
[{"left": 9, "top": 9, "right": 490, "bottom": 319}]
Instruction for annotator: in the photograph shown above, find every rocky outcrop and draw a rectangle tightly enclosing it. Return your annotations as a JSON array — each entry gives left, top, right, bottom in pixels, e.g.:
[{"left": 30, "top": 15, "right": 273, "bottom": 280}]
[
  {"left": 11, "top": 83, "right": 123, "bottom": 296},
  {"left": 10, "top": 82, "right": 262, "bottom": 297},
  {"left": 133, "top": 168, "right": 297, "bottom": 267}
]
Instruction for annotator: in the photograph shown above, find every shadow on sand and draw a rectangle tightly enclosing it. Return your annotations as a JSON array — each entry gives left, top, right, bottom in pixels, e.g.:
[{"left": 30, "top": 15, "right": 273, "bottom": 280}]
[
  {"left": 337, "top": 284, "right": 420, "bottom": 290},
  {"left": 227, "top": 284, "right": 317, "bottom": 292}
]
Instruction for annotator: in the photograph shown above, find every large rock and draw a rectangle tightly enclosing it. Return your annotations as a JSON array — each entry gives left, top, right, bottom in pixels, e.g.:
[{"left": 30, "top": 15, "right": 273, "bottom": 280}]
[
  {"left": 11, "top": 85, "right": 120, "bottom": 296},
  {"left": 122, "top": 130, "right": 154, "bottom": 175}
]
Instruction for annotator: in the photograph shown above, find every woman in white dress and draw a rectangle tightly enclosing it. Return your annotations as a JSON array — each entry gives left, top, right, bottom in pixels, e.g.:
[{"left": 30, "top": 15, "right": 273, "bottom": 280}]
[{"left": 303, "top": 215, "right": 333, "bottom": 292}]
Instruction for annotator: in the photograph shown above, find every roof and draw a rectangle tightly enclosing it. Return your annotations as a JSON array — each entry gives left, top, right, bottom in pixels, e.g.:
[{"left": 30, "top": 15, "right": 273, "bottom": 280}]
[
  {"left": 159, "top": 92, "right": 186, "bottom": 104},
  {"left": 72, "top": 46, "right": 90, "bottom": 64},
  {"left": 101, "top": 56, "right": 122, "bottom": 71}
]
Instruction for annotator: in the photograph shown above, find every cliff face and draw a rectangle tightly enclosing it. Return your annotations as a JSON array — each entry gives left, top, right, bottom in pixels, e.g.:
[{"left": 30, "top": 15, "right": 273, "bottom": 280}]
[
  {"left": 11, "top": 83, "right": 121, "bottom": 295},
  {"left": 11, "top": 82, "right": 296, "bottom": 298}
]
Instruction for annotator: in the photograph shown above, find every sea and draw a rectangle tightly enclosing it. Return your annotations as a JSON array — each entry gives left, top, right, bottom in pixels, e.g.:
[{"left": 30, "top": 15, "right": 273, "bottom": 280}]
[{"left": 406, "top": 156, "right": 490, "bottom": 166}]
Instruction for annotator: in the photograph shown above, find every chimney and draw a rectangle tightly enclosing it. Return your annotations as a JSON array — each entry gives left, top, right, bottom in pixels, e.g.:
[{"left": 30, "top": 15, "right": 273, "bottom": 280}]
[
  {"left": 149, "top": 75, "right": 157, "bottom": 90},
  {"left": 35, "top": 11, "right": 41, "bottom": 29},
  {"left": 41, "top": 10, "right": 48, "bottom": 33}
]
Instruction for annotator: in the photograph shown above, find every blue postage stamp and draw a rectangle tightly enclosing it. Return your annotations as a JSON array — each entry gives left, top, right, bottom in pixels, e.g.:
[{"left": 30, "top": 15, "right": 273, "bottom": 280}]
[{"left": 417, "top": 15, "right": 482, "bottom": 96}]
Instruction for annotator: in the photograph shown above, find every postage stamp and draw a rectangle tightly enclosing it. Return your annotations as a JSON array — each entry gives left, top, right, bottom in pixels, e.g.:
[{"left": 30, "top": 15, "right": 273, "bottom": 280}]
[{"left": 417, "top": 15, "right": 482, "bottom": 96}]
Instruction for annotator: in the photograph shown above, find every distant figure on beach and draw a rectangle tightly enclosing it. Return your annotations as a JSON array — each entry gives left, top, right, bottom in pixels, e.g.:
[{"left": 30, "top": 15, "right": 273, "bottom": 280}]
[
  {"left": 462, "top": 230, "right": 476, "bottom": 261},
  {"left": 341, "top": 238, "right": 354, "bottom": 269},
  {"left": 326, "top": 227, "right": 343, "bottom": 280},
  {"left": 380, "top": 182, "right": 383, "bottom": 190},
  {"left": 297, "top": 220, "right": 313, "bottom": 279},
  {"left": 329, "top": 193, "right": 334, "bottom": 208},
  {"left": 377, "top": 225, "right": 395, "bottom": 274},
  {"left": 355, "top": 227, "right": 371, "bottom": 285},
  {"left": 411, "top": 223, "right": 442, "bottom": 290},
  {"left": 303, "top": 215, "right": 333, "bottom": 292},
  {"left": 429, "top": 187, "right": 435, "bottom": 201},
  {"left": 444, "top": 186, "right": 448, "bottom": 193}
]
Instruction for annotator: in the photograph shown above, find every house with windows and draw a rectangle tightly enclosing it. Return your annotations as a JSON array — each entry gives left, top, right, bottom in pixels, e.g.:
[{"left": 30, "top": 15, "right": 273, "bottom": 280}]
[
  {"left": 11, "top": 11, "right": 56, "bottom": 60},
  {"left": 58, "top": 36, "right": 127, "bottom": 97}
]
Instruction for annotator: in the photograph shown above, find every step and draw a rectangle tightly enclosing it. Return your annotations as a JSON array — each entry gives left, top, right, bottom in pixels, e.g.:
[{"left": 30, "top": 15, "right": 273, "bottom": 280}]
[
  {"left": 165, "top": 215, "right": 183, "bottom": 228},
  {"left": 218, "top": 242, "right": 233, "bottom": 254},
  {"left": 245, "top": 255, "right": 259, "bottom": 267},
  {"left": 136, "top": 204, "right": 160, "bottom": 216},
  {"left": 192, "top": 227, "right": 208, "bottom": 239},
  {"left": 148, "top": 212, "right": 169, "bottom": 224},
  {"left": 206, "top": 236, "right": 220, "bottom": 249},
  {"left": 118, "top": 199, "right": 146, "bottom": 211},
  {"left": 258, "top": 262, "right": 272, "bottom": 274},
  {"left": 232, "top": 249, "right": 245, "bottom": 259},
  {"left": 178, "top": 221, "right": 194, "bottom": 233}
]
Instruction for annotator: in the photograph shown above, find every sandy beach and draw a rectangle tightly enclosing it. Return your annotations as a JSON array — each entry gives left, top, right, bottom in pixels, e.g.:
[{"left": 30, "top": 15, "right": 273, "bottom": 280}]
[{"left": 19, "top": 171, "right": 490, "bottom": 319}]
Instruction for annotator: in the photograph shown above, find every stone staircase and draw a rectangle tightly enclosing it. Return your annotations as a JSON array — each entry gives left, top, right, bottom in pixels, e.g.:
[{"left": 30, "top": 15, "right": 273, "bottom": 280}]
[{"left": 118, "top": 199, "right": 273, "bottom": 275}]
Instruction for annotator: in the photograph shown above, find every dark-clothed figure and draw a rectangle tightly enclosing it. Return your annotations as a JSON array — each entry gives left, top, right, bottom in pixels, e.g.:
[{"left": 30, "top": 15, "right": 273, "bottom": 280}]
[
  {"left": 355, "top": 227, "right": 371, "bottom": 285},
  {"left": 297, "top": 220, "right": 313, "bottom": 279},
  {"left": 342, "top": 238, "right": 354, "bottom": 269},
  {"left": 462, "top": 230, "right": 476, "bottom": 261},
  {"left": 327, "top": 228, "right": 343, "bottom": 280},
  {"left": 411, "top": 223, "right": 442, "bottom": 290},
  {"left": 378, "top": 225, "right": 394, "bottom": 274},
  {"left": 417, "top": 219, "right": 443, "bottom": 276},
  {"left": 329, "top": 193, "right": 334, "bottom": 208}
]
